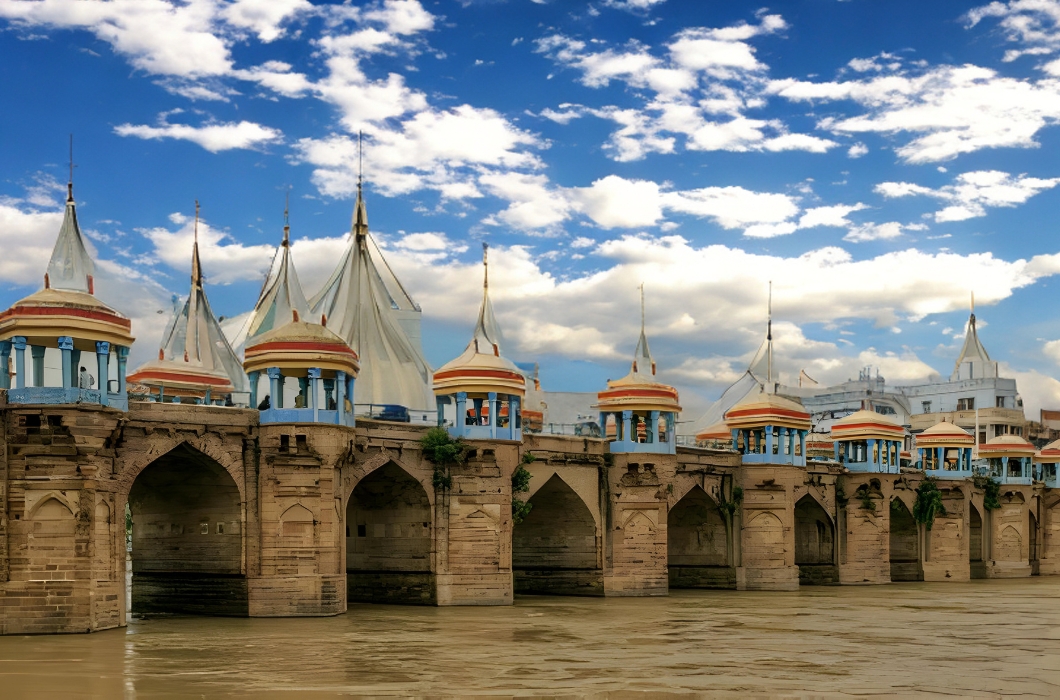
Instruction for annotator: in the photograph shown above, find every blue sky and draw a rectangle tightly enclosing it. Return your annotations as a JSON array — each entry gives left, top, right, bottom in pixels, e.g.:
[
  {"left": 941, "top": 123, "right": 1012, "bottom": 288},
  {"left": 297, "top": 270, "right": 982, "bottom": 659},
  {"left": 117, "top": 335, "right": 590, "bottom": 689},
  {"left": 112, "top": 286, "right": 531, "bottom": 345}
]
[{"left": 5, "top": 0, "right": 1060, "bottom": 419}]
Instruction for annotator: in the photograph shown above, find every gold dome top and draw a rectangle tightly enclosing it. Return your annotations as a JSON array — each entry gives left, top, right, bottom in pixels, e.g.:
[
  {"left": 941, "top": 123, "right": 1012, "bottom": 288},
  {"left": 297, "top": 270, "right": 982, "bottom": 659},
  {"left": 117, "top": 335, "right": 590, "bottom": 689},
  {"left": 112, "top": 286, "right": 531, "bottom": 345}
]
[
  {"left": 725, "top": 390, "right": 811, "bottom": 431},
  {"left": 244, "top": 319, "right": 359, "bottom": 378},
  {"left": 915, "top": 421, "right": 974, "bottom": 448},
  {"left": 830, "top": 409, "right": 904, "bottom": 442},
  {"left": 0, "top": 287, "right": 133, "bottom": 350}
]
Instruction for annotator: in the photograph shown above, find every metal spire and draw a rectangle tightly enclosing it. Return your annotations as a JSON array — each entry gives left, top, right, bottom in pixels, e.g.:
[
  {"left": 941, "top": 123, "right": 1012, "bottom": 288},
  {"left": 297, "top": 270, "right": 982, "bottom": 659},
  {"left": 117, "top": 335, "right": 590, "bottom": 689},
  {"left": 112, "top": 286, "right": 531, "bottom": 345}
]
[
  {"left": 483, "top": 242, "right": 489, "bottom": 290},
  {"left": 639, "top": 282, "right": 645, "bottom": 334},
  {"left": 766, "top": 281, "right": 773, "bottom": 390},
  {"left": 282, "top": 190, "right": 290, "bottom": 247},
  {"left": 67, "top": 134, "right": 75, "bottom": 202},
  {"left": 352, "top": 132, "right": 369, "bottom": 242},
  {"left": 191, "top": 200, "right": 202, "bottom": 288}
]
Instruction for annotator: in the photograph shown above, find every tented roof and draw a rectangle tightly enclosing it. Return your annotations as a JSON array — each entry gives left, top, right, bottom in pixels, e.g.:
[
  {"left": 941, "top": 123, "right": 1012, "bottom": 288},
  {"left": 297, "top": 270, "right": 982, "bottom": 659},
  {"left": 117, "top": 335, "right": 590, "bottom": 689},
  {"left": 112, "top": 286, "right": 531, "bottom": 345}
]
[
  {"left": 952, "top": 310, "right": 997, "bottom": 380},
  {"left": 46, "top": 183, "right": 95, "bottom": 293},
  {"left": 246, "top": 215, "right": 311, "bottom": 343},
  {"left": 309, "top": 185, "right": 433, "bottom": 411},
  {"left": 132, "top": 218, "right": 248, "bottom": 393}
]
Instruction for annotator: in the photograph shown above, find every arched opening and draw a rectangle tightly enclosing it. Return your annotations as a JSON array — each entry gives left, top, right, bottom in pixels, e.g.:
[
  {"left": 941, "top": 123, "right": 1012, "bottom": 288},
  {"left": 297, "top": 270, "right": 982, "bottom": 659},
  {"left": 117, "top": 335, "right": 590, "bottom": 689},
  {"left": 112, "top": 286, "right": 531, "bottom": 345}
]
[
  {"left": 889, "top": 498, "right": 921, "bottom": 581},
  {"left": 794, "top": 495, "right": 837, "bottom": 585},
  {"left": 513, "top": 473, "right": 601, "bottom": 596},
  {"left": 127, "top": 444, "right": 245, "bottom": 616},
  {"left": 1030, "top": 511, "right": 1040, "bottom": 575},
  {"left": 346, "top": 463, "right": 433, "bottom": 604},
  {"left": 667, "top": 486, "right": 733, "bottom": 589},
  {"left": 969, "top": 503, "right": 985, "bottom": 578}
]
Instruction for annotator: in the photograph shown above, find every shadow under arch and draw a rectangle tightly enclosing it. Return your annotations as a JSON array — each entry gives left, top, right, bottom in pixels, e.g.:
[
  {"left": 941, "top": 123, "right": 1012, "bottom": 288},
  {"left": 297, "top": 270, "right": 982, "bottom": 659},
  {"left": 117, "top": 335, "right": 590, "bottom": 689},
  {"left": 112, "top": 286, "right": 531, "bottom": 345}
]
[
  {"left": 969, "top": 501, "right": 986, "bottom": 578},
  {"left": 128, "top": 442, "right": 247, "bottom": 616},
  {"left": 346, "top": 461, "right": 434, "bottom": 605},
  {"left": 667, "top": 485, "right": 735, "bottom": 589},
  {"left": 513, "top": 473, "right": 602, "bottom": 596},
  {"left": 890, "top": 497, "right": 922, "bottom": 582},
  {"left": 795, "top": 494, "right": 838, "bottom": 585}
]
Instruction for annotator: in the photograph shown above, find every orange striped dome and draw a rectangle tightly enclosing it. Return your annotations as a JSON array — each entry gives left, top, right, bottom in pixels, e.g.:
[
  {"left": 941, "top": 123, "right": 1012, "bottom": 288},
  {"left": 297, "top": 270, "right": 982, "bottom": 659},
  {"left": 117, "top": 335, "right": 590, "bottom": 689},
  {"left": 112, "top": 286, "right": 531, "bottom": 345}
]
[
  {"left": 0, "top": 288, "right": 134, "bottom": 351},
  {"left": 695, "top": 421, "right": 731, "bottom": 444},
  {"left": 1035, "top": 438, "right": 1060, "bottom": 463},
  {"left": 831, "top": 409, "right": 904, "bottom": 442},
  {"left": 244, "top": 320, "right": 359, "bottom": 378},
  {"left": 978, "top": 434, "right": 1034, "bottom": 458},
  {"left": 725, "top": 390, "right": 810, "bottom": 431},
  {"left": 915, "top": 421, "right": 974, "bottom": 448}
]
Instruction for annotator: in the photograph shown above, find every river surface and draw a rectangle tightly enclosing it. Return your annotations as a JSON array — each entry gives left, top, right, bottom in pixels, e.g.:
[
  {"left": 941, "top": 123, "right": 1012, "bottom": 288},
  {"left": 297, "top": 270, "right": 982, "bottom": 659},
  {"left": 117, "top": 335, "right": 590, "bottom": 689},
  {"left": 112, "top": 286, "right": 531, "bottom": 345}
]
[{"left": 1, "top": 579, "right": 1059, "bottom": 699}]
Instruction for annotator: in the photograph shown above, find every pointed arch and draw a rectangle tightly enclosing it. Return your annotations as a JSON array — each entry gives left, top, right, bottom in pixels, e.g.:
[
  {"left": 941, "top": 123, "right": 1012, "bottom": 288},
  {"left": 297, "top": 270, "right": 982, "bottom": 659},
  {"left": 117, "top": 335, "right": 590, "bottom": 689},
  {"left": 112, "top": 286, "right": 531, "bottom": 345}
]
[
  {"left": 795, "top": 494, "right": 836, "bottom": 584},
  {"left": 969, "top": 502, "right": 984, "bottom": 569},
  {"left": 28, "top": 494, "right": 74, "bottom": 519},
  {"left": 513, "top": 473, "right": 602, "bottom": 596},
  {"left": 117, "top": 434, "right": 246, "bottom": 505},
  {"left": 890, "top": 497, "right": 921, "bottom": 581},
  {"left": 346, "top": 460, "right": 434, "bottom": 604},
  {"left": 668, "top": 484, "right": 734, "bottom": 588},
  {"left": 345, "top": 450, "right": 434, "bottom": 509},
  {"left": 127, "top": 441, "right": 246, "bottom": 616}
]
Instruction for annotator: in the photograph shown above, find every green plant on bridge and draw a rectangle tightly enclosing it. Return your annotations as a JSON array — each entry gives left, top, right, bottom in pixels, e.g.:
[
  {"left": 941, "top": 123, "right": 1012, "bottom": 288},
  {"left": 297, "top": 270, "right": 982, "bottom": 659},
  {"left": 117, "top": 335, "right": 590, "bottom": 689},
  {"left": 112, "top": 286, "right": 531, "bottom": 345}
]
[
  {"left": 834, "top": 482, "right": 849, "bottom": 509},
  {"left": 913, "top": 477, "right": 947, "bottom": 530},
  {"left": 855, "top": 485, "right": 876, "bottom": 512},
  {"left": 511, "top": 461, "right": 533, "bottom": 525},
  {"left": 973, "top": 475, "right": 1002, "bottom": 511},
  {"left": 420, "top": 427, "right": 466, "bottom": 491},
  {"left": 718, "top": 486, "right": 743, "bottom": 518}
]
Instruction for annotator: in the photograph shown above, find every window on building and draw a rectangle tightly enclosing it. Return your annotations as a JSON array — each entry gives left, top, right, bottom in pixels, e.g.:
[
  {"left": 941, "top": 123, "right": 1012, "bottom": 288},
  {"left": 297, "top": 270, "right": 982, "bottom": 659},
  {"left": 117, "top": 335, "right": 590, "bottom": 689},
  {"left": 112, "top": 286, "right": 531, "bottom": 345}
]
[
  {"left": 957, "top": 398, "right": 975, "bottom": 411},
  {"left": 996, "top": 396, "right": 1006, "bottom": 408},
  {"left": 1013, "top": 426, "right": 1022, "bottom": 437},
  {"left": 979, "top": 431, "right": 986, "bottom": 445},
  {"left": 922, "top": 401, "right": 932, "bottom": 414},
  {"left": 875, "top": 405, "right": 897, "bottom": 416}
]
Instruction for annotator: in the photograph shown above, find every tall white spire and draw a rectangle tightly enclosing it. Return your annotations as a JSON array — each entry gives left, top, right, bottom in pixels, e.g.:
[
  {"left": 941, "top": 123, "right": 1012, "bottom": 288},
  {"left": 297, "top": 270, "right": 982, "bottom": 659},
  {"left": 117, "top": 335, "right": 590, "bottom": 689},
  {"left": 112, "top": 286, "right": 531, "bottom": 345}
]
[
  {"left": 246, "top": 198, "right": 311, "bottom": 342},
  {"left": 630, "top": 282, "right": 654, "bottom": 377},
  {"left": 46, "top": 136, "right": 95, "bottom": 294},
  {"left": 308, "top": 174, "right": 432, "bottom": 410},
  {"left": 952, "top": 290, "right": 996, "bottom": 380}
]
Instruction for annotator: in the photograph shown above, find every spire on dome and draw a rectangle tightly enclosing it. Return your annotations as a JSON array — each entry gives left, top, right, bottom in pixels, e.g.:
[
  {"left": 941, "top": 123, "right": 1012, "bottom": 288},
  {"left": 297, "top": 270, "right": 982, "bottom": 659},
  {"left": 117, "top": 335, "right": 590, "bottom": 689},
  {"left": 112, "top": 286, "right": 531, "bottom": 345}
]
[
  {"left": 630, "top": 283, "right": 655, "bottom": 378},
  {"left": 766, "top": 280, "right": 773, "bottom": 389},
  {"left": 246, "top": 200, "right": 311, "bottom": 342},
  {"left": 308, "top": 172, "right": 432, "bottom": 410},
  {"left": 46, "top": 136, "right": 95, "bottom": 294},
  {"left": 191, "top": 200, "right": 202, "bottom": 289},
  {"left": 472, "top": 242, "right": 504, "bottom": 356},
  {"left": 952, "top": 291, "right": 997, "bottom": 380}
]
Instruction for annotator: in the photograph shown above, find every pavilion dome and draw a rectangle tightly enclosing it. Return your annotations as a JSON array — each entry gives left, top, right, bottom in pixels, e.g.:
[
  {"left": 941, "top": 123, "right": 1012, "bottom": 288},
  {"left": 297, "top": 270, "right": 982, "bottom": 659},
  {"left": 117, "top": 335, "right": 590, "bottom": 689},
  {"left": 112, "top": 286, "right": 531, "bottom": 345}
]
[
  {"left": 830, "top": 409, "right": 904, "bottom": 442},
  {"left": 244, "top": 317, "right": 359, "bottom": 378},
  {"left": 0, "top": 287, "right": 133, "bottom": 350},
  {"left": 1035, "top": 438, "right": 1060, "bottom": 462},
  {"left": 978, "top": 434, "right": 1035, "bottom": 458},
  {"left": 805, "top": 432, "right": 835, "bottom": 453},
  {"left": 0, "top": 182, "right": 133, "bottom": 350},
  {"left": 695, "top": 421, "right": 731, "bottom": 444},
  {"left": 725, "top": 390, "right": 811, "bottom": 431},
  {"left": 916, "top": 421, "right": 974, "bottom": 448},
  {"left": 432, "top": 244, "right": 525, "bottom": 399}
]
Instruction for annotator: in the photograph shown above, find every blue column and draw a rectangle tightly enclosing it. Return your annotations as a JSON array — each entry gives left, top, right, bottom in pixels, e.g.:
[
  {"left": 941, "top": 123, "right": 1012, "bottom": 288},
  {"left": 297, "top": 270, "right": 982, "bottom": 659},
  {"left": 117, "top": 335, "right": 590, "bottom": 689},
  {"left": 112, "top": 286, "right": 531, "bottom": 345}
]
[
  {"left": 487, "top": 392, "right": 498, "bottom": 438},
  {"left": 731, "top": 429, "right": 740, "bottom": 452},
  {"left": 511, "top": 395, "right": 521, "bottom": 432},
  {"left": 336, "top": 371, "right": 347, "bottom": 425},
  {"left": 779, "top": 427, "right": 788, "bottom": 457},
  {"left": 346, "top": 375, "right": 355, "bottom": 410},
  {"left": 765, "top": 425, "right": 774, "bottom": 457},
  {"left": 437, "top": 395, "right": 446, "bottom": 426},
  {"left": 648, "top": 410, "right": 659, "bottom": 444},
  {"left": 666, "top": 412, "right": 675, "bottom": 448},
  {"left": 58, "top": 337, "right": 73, "bottom": 388},
  {"left": 96, "top": 341, "right": 110, "bottom": 406},
  {"left": 116, "top": 346, "right": 129, "bottom": 394},
  {"left": 456, "top": 392, "right": 467, "bottom": 432},
  {"left": 936, "top": 447, "right": 944, "bottom": 471},
  {"left": 0, "top": 340, "right": 10, "bottom": 390},
  {"left": 267, "top": 367, "right": 282, "bottom": 409},
  {"left": 70, "top": 348, "right": 81, "bottom": 388},
  {"left": 308, "top": 368, "right": 321, "bottom": 423},
  {"left": 918, "top": 448, "right": 924, "bottom": 470},
  {"left": 622, "top": 410, "right": 633, "bottom": 446},
  {"left": 30, "top": 345, "right": 45, "bottom": 387},
  {"left": 248, "top": 370, "right": 260, "bottom": 408},
  {"left": 297, "top": 376, "right": 308, "bottom": 407},
  {"left": 12, "top": 337, "right": 26, "bottom": 389}
]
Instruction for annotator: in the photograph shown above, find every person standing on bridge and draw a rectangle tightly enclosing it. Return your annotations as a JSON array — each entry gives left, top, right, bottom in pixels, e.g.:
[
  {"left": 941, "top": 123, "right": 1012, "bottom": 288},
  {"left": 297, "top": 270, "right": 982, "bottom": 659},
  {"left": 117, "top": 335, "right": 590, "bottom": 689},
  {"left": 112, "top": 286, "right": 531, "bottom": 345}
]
[{"left": 78, "top": 366, "right": 94, "bottom": 390}]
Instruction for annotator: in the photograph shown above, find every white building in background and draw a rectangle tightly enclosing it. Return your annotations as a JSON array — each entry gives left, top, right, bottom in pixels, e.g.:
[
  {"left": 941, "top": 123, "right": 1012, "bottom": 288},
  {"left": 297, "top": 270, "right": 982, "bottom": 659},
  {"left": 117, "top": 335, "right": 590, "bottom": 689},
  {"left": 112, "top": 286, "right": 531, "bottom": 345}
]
[{"left": 686, "top": 308, "right": 1026, "bottom": 446}]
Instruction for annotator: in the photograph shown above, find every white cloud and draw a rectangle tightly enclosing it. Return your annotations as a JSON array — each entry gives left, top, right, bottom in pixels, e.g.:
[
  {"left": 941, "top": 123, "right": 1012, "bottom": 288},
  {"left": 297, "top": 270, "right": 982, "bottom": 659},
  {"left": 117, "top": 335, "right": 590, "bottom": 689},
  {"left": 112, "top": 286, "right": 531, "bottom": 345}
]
[
  {"left": 569, "top": 176, "right": 663, "bottom": 229},
  {"left": 771, "top": 62, "right": 1060, "bottom": 163},
  {"left": 114, "top": 118, "right": 282, "bottom": 152},
  {"left": 601, "top": 0, "right": 667, "bottom": 12},
  {"left": 535, "top": 14, "right": 835, "bottom": 161},
  {"left": 797, "top": 203, "right": 869, "bottom": 229},
  {"left": 662, "top": 186, "right": 799, "bottom": 229},
  {"left": 843, "top": 222, "right": 906, "bottom": 243},
  {"left": 875, "top": 170, "right": 1060, "bottom": 222},
  {"left": 222, "top": 0, "right": 310, "bottom": 43},
  {"left": 848, "top": 142, "right": 869, "bottom": 158}
]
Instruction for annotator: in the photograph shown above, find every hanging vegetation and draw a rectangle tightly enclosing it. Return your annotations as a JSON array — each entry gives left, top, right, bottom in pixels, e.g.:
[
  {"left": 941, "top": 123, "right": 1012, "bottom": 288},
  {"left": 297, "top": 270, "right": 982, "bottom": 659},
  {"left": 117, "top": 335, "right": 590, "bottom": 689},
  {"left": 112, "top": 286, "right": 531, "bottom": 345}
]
[
  {"left": 420, "top": 427, "right": 465, "bottom": 491},
  {"left": 913, "top": 478, "right": 947, "bottom": 530},
  {"left": 511, "top": 461, "right": 533, "bottom": 524},
  {"left": 972, "top": 475, "right": 1002, "bottom": 511}
]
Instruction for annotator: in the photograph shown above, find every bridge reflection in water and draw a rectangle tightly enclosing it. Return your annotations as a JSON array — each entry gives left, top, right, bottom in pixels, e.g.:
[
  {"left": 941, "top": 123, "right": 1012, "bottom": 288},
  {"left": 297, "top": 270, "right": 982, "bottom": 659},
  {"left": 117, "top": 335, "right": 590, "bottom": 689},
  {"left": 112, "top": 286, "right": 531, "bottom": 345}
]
[{"left": 0, "top": 579, "right": 1055, "bottom": 698}]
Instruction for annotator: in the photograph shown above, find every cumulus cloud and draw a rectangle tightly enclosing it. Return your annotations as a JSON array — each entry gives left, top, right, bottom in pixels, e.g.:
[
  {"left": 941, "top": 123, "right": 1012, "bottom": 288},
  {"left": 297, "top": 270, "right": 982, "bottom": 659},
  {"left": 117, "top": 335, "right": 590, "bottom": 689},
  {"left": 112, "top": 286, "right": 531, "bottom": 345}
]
[
  {"left": 114, "top": 117, "right": 283, "bottom": 152},
  {"left": 534, "top": 13, "right": 836, "bottom": 161},
  {"left": 875, "top": 169, "right": 1060, "bottom": 221}
]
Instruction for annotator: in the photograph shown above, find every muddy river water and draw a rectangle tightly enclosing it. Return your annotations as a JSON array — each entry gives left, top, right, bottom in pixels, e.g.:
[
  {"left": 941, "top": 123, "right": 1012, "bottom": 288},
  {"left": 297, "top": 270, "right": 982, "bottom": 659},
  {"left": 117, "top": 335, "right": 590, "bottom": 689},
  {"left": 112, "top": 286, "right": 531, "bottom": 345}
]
[{"left": 1, "top": 579, "right": 1059, "bottom": 698}]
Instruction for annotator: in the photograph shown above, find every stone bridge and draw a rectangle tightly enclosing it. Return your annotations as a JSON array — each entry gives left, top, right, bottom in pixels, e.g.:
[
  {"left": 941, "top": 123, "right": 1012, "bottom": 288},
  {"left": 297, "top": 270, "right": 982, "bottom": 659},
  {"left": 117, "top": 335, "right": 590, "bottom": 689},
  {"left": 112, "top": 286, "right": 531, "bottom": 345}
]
[{"left": 1, "top": 400, "right": 1058, "bottom": 634}]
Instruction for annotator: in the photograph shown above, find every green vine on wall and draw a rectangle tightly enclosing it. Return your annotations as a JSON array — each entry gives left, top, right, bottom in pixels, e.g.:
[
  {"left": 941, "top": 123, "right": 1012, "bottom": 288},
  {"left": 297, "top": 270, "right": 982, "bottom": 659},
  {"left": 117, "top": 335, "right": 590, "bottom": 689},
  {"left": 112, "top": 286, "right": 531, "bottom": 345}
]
[
  {"left": 972, "top": 475, "right": 1002, "bottom": 511},
  {"left": 913, "top": 477, "right": 947, "bottom": 530},
  {"left": 512, "top": 454, "right": 534, "bottom": 524},
  {"left": 855, "top": 485, "right": 876, "bottom": 512},
  {"left": 834, "top": 482, "right": 849, "bottom": 509},
  {"left": 420, "top": 427, "right": 466, "bottom": 491},
  {"left": 718, "top": 486, "right": 744, "bottom": 518}
]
